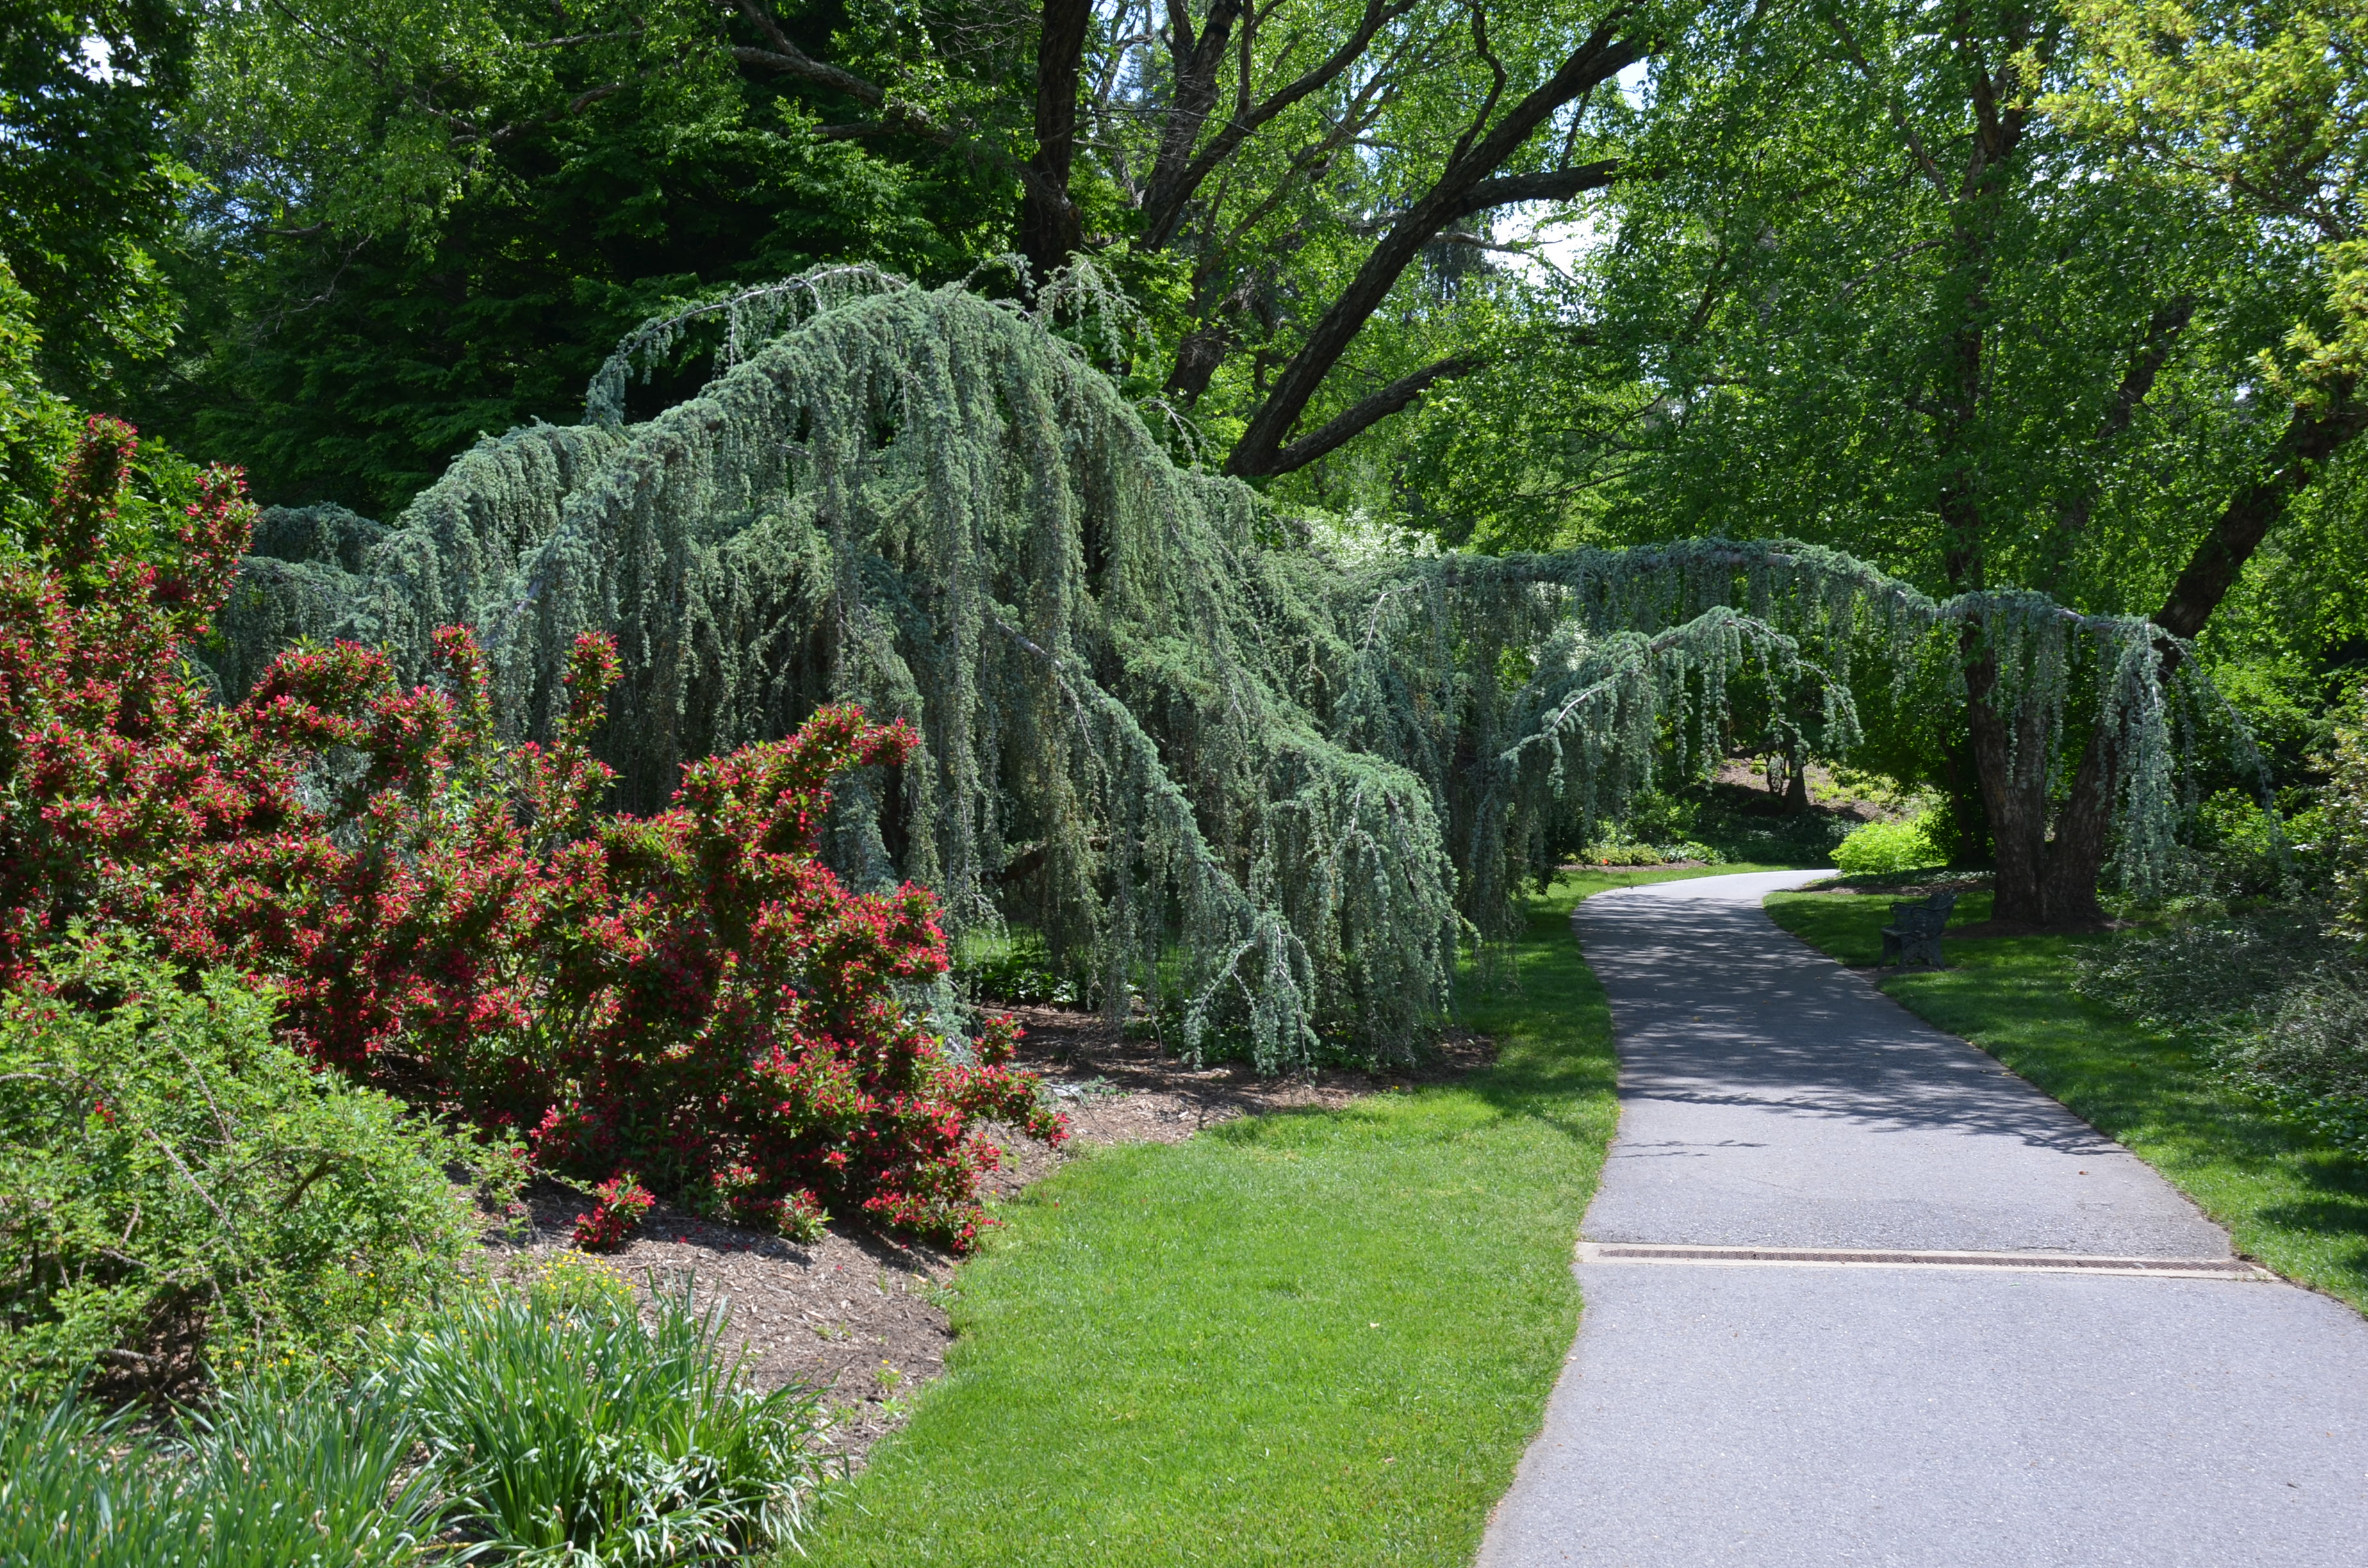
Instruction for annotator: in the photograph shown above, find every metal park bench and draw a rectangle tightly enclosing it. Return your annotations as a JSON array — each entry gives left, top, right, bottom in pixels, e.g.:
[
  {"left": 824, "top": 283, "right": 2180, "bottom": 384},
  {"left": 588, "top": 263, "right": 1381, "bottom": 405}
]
[{"left": 1880, "top": 890, "right": 1957, "bottom": 967}]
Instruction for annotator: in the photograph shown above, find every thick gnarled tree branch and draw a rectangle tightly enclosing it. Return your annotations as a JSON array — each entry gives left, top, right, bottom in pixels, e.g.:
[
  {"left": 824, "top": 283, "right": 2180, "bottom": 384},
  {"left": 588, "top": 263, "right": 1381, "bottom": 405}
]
[
  {"left": 1262, "top": 350, "right": 1486, "bottom": 471},
  {"left": 1140, "top": 0, "right": 1418, "bottom": 250},
  {"left": 1224, "top": 44, "right": 1635, "bottom": 484}
]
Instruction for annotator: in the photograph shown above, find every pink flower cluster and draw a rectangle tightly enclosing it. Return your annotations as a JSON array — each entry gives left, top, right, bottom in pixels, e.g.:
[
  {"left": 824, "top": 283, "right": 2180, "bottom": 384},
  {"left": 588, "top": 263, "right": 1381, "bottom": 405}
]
[{"left": 0, "top": 417, "right": 1064, "bottom": 1250}]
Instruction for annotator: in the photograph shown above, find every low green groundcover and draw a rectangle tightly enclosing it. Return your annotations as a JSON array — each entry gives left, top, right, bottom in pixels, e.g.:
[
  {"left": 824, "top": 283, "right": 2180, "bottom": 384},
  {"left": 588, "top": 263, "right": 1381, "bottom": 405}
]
[
  {"left": 798, "top": 867, "right": 1752, "bottom": 1566},
  {"left": 0, "top": 940, "right": 508, "bottom": 1400},
  {"left": 3, "top": 1261, "right": 830, "bottom": 1565}
]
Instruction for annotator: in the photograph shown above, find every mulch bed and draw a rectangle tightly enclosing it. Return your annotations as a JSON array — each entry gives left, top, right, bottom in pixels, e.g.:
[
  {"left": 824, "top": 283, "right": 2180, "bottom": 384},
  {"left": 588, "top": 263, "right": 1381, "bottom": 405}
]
[{"left": 482, "top": 1009, "right": 1494, "bottom": 1465}]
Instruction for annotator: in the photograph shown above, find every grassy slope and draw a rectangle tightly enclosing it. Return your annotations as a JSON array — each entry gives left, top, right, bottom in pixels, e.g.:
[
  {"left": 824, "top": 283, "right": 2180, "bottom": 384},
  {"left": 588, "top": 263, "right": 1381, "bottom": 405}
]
[
  {"left": 1766, "top": 890, "right": 2368, "bottom": 1312},
  {"left": 800, "top": 867, "right": 1745, "bottom": 1566}
]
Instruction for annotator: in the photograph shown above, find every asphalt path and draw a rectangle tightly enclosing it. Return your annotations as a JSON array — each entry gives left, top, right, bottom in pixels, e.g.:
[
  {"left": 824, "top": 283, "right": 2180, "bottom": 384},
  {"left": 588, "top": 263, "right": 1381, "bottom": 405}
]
[{"left": 1477, "top": 870, "right": 2368, "bottom": 1568}]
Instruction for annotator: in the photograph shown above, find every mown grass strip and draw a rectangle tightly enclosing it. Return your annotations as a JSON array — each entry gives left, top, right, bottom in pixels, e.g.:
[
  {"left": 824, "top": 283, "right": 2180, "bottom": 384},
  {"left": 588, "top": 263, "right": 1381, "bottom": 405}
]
[
  {"left": 1766, "top": 890, "right": 2368, "bottom": 1313},
  {"left": 799, "top": 867, "right": 1745, "bottom": 1565}
]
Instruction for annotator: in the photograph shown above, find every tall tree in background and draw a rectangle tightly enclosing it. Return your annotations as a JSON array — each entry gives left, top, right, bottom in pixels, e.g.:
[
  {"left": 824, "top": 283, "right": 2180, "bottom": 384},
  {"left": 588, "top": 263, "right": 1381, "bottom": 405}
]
[
  {"left": 1078, "top": 0, "right": 1658, "bottom": 478},
  {"left": 158, "top": 0, "right": 1024, "bottom": 514},
  {"left": 148, "top": 0, "right": 1679, "bottom": 509},
  {"left": 2038, "top": 0, "right": 2368, "bottom": 918},
  {"left": 734, "top": 0, "right": 1669, "bottom": 477},
  {"left": 1022, "top": 0, "right": 1092, "bottom": 281},
  {"left": 0, "top": 1, "right": 192, "bottom": 409},
  {"left": 1468, "top": 0, "right": 2310, "bottom": 922}
]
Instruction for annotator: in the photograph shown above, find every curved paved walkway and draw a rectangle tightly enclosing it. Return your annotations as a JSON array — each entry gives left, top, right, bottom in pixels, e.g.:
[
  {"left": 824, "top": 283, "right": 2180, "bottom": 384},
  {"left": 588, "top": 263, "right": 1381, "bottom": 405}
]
[{"left": 1479, "top": 871, "right": 2368, "bottom": 1567}]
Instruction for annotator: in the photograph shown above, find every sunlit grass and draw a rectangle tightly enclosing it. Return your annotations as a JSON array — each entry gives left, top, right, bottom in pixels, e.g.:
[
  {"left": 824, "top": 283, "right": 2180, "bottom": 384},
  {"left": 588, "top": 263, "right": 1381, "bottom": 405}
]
[
  {"left": 1768, "top": 890, "right": 2368, "bottom": 1312},
  {"left": 798, "top": 865, "right": 1765, "bottom": 1565}
]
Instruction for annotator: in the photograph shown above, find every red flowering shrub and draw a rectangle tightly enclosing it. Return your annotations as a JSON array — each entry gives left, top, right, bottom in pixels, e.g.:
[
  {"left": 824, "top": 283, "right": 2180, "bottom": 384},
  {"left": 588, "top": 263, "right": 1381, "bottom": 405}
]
[
  {"left": 0, "top": 416, "right": 1063, "bottom": 1251},
  {"left": 572, "top": 1172, "right": 657, "bottom": 1252}
]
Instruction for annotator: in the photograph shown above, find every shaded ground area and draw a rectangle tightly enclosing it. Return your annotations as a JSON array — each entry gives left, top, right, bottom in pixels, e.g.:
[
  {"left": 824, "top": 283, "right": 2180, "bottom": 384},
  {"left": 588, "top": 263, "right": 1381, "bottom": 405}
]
[
  {"left": 1770, "top": 888, "right": 2368, "bottom": 1309},
  {"left": 1570, "top": 872, "right": 2227, "bottom": 1255},
  {"left": 484, "top": 1010, "right": 1493, "bottom": 1463},
  {"left": 1789, "top": 876, "right": 2137, "bottom": 954},
  {"left": 1566, "top": 761, "right": 1884, "bottom": 870},
  {"left": 986, "top": 1004, "right": 1496, "bottom": 1189}
]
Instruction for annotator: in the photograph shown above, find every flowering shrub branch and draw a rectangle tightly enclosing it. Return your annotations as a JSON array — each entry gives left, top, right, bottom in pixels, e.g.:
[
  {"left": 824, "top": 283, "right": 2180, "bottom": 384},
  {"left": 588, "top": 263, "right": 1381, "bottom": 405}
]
[
  {"left": 571, "top": 1173, "right": 656, "bottom": 1253},
  {"left": 0, "top": 416, "right": 1063, "bottom": 1252}
]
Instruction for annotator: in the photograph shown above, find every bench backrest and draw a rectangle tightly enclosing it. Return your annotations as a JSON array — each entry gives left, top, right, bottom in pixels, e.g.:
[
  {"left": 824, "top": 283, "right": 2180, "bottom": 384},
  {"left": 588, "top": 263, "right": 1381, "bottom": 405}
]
[{"left": 1886, "top": 890, "right": 1958, "bottom": 936}]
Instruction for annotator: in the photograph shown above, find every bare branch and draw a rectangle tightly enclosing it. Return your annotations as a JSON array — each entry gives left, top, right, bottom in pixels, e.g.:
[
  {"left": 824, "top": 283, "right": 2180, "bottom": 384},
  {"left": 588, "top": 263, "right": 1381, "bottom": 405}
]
[
  {"left": 1448, "top": 159, "right": 1624, "bottom": 220},
  {"left": 1226, "top": 12, "right": 1647, "bottom": 477},
  {"left": 1141, "top": 0, "right": 1418, "bottom": 250},
  {"left": 1447, "top": 1, "right": 1511, "bottom": 168},
  {"left": 2059, "top": 297, "right": 2196, "bottom": 535}
]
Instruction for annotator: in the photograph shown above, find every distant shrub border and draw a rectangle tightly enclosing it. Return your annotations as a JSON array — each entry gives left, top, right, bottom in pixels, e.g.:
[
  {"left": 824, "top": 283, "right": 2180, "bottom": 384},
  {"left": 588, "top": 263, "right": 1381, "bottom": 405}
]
[
  {"left": 1832, "top": 815, "right": 1946, "bottom": 877},
  {"left": 0, "top": 414, "right": 1062, "bottom": 1263},
  {"left": 1578, "top": 839, "right": 1723, "bottom": 868}
]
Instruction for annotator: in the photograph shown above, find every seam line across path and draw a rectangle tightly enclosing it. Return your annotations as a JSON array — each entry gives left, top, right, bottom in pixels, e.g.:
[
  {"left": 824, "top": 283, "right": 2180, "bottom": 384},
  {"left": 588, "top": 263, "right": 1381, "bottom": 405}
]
[
  {"left": 1577, "top": 1241, "right": 2274, "bottom": 1278},
  {"left": 1477, "top": 870, "right": 2368, "bottom": 1568}
]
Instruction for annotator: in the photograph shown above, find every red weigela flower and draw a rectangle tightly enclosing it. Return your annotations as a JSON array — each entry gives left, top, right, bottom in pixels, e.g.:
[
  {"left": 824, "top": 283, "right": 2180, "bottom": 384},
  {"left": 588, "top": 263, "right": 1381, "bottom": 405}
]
[{"left": 0, "top": 418, "right": 1064, "bottom": 1252}]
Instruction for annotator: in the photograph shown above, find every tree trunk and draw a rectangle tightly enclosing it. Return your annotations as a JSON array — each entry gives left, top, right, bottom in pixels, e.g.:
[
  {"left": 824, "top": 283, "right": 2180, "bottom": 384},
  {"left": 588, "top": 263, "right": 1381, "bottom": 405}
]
[
  {"left": 2036, "top": 733, "right": 2117, "bottom": 926},
  {"left": 1020, "top": 0, "right": 1092, "bottom": 285},
  {"left": 1933, "top": 737, "right": 1990, "bottom": 867},
  {"left": 1165, "top": 322, "right": 1231, "bottom": 403},
  {"left": 2037, "top": 388, "right": 2368, "bottom": 920},
  {"left": 1962, "top": 637, "right": 2056, "bottom": 924},
  {"left": 1137, "top": 0, "right": 1247, "bottom": 252}
]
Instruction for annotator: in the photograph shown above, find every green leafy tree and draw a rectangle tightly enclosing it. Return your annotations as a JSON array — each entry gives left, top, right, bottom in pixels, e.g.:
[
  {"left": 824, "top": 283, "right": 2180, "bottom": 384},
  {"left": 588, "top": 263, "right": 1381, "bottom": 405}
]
[
  {"left": 159, "top": 0, "right": 1017, "bottom": 514},
  {"left": 1074, "top": 0, "right": 1659, "bottom": 482},
  {"left": 0, "top": 2, "right": 192, "bottom": 410},
  {"left": 0, "top": 258, "right": 76, "bottom": 544},
  {"left": 1438, "top": 0, "right": 2317, "bottom": 921},
  {"left": 2326, "top": 690, "right": 2368, "bottom": 943},
  {"left": 2035, "top": 0, "right": 2368, "bottom": 913}
]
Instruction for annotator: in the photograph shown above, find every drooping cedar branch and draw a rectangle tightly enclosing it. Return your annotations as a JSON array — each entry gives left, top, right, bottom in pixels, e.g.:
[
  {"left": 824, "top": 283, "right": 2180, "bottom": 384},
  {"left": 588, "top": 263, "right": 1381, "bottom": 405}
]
[{"left": 217, "top": 268, "right": 2223, "bottom": 1071}]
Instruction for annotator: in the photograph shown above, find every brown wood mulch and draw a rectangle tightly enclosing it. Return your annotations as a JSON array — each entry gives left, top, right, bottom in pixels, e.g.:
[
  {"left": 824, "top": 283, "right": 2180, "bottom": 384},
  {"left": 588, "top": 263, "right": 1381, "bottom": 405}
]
[{"left": 481, "top": 1008, "right": 1494, "bottom": 1465}]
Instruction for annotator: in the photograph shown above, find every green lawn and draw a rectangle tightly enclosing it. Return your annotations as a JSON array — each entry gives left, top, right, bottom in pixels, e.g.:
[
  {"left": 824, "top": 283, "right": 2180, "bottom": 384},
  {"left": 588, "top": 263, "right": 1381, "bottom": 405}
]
[
  {"left": 798, "top": 866, "right": 1747, "bottom": 1565},
  {"left": 1766, "top": 890, "right": 2368, "bottom": 1312}
]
